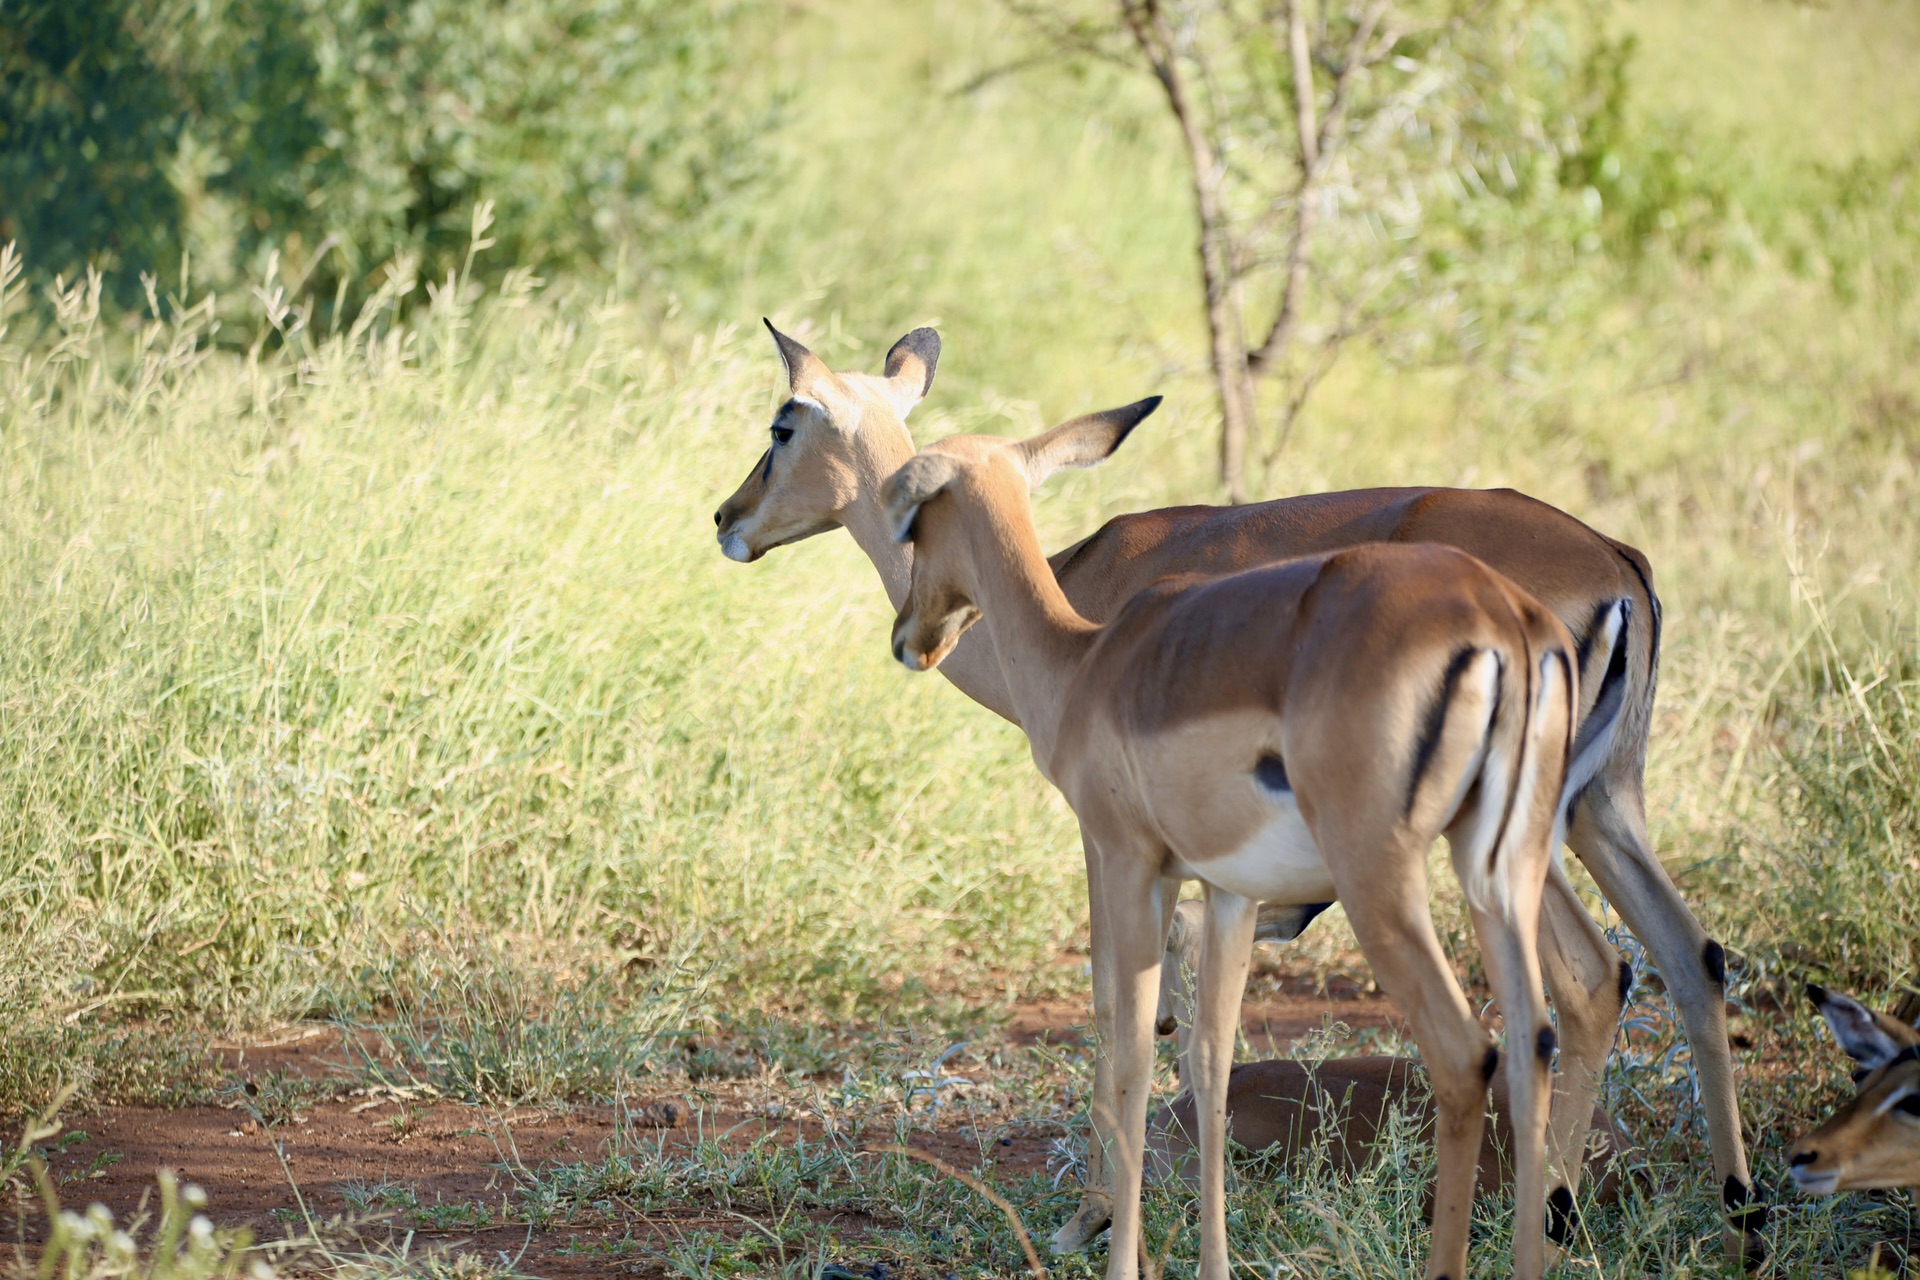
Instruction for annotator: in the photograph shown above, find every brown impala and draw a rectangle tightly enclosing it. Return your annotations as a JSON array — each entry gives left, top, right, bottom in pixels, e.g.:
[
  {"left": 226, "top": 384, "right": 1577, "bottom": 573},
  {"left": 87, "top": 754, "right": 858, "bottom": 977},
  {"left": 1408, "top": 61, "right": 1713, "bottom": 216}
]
[
  {"left": 712, "top": 323, "right": 1757, "bottom": 1263},
  {"left": 883, "top": 404, "right": 1575, "bottom": 1279},
  {"left": 1789, "top": 984, "right": 1920, "bottom": 1197}
]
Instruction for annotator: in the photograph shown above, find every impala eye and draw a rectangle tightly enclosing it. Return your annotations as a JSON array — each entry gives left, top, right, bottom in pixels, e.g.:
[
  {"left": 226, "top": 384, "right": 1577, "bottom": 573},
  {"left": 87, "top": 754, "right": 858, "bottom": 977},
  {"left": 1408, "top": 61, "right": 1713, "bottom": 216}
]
[
  {"left": 1895, "top": 1094, "right": 1920, "bottom": 1117},
  {"left": 771, "top": 424, "right": 794, "bottom": 445}
]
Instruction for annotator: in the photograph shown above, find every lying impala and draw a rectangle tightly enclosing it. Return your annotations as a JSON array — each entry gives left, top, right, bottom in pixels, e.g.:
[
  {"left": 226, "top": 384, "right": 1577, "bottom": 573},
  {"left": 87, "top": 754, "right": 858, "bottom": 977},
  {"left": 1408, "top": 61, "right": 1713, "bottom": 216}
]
[
  {"left": 883, "top": 404, "right": 1574, "bottom": 1280},
  {"left": 1147, "top": 1055, "right": 1634, "bottom": 1205},
  {"left": 1788, "top": 984, "right": 1920, "bottom": 1195},
  {"left": 712, "top": 324, "right": 1759, "bottom": 1262}
]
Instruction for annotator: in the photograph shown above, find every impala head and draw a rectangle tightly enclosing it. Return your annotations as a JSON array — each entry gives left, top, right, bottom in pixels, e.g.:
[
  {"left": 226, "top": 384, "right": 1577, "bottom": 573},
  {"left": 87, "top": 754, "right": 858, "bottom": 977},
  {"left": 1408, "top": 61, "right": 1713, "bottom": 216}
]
[
  {"left": 882, "top": 396, "right": 1162, "bottom": 671},
  {"left": 713, "top": 321, "right": 941, "bottom": 563},
  {"left": 1787, "top": 983, "right": 1920, "bottom": 1195}
]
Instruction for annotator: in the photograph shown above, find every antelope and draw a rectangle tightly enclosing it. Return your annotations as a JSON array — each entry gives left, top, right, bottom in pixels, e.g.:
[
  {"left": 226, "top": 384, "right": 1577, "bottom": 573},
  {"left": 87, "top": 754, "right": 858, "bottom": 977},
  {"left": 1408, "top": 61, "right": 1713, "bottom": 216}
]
[
  {"left": 1788, "top": 984, "right": 1920, "bottom": 1195},
  {"left": 712, "top": 323, "right": 1759, "bottom": 1262},
  {"left": 882, "top": 404, "right": 1575, "bottom": 1279},
  {"left": 1147, "top": 1056, "right": 1635, "bottom": 1206}
]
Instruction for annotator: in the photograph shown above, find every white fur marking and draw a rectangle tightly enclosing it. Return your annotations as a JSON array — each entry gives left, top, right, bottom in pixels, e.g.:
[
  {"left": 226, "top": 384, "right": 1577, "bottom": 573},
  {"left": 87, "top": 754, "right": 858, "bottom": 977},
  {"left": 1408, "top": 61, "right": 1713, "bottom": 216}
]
[
  {"left": 719, "top": 532, "right": 752, "bottom": 563},
  {"left": 1558, "top": 599, "right": 1628, "bottom": 817},
  {"left": 1432, "top": 651, "right": 1500, "bottom": 831},
  {"left": 1182, "top": 791, "right": 1336, "bottom": 905}
]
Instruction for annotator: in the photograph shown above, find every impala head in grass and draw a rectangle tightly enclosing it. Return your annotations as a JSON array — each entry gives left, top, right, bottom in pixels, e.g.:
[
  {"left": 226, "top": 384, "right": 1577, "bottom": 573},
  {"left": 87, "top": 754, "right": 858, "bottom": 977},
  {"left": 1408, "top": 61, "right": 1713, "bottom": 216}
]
[
  {"left": 1788, "top": 984, "right": 1920, "bottom": 1195},
  {"left": 881, "top": 398, "right": 1161, "bottom": 672},
  {"left": 713, "top": 320, "right": 940, "bottom": 563}
]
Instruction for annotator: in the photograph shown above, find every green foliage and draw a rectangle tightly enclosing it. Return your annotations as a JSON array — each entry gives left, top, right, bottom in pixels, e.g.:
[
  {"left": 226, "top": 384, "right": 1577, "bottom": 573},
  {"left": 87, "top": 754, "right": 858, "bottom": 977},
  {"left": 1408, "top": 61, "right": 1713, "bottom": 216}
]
[
  {"left": 0, "top": 0, "right": 773, "bottom": 309},
  {"left": 338, "top": 935, "right": 709, "bottom": 1106},
  {"left": 1758, "top": 632, "right": 1920, "bottom": 988}
]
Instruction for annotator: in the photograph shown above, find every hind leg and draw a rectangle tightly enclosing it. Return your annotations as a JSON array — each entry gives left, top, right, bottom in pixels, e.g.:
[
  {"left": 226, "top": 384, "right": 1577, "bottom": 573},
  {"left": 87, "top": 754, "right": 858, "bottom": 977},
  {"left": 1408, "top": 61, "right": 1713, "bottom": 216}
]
[
  {"left": 1568, "top": 773, "right": 1759, "bottom": 1266},
  {"left": 1323, "top": 838, "right": 1495, "bottom": 1280},
  {"left": 1537, "top": 858, "right": 1626, "bottom": 1254},
  {"left": 1461, "top": 870, "right": 1554, "bottom": 1280}
]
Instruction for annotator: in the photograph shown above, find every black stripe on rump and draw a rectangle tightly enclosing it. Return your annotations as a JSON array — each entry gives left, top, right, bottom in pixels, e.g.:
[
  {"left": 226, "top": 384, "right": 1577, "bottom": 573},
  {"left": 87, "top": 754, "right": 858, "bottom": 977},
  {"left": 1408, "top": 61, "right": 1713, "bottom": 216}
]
[
  {"left": 1404, "top": 646, "right": 1481, "bottom": 819},
  {"left": 1567, "top": 599, "right": 1631, "bottom": 779},
  {"left": 1610, "top": 544, "right": 1661, "bottom": 677}
]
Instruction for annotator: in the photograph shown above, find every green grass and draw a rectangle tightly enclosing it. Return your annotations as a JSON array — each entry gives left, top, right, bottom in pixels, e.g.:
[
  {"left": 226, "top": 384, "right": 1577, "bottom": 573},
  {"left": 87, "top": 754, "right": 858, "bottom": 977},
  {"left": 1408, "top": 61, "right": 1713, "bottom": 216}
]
[{"left": 3, "top": 0, "right": 1920, "bottom": 1274}]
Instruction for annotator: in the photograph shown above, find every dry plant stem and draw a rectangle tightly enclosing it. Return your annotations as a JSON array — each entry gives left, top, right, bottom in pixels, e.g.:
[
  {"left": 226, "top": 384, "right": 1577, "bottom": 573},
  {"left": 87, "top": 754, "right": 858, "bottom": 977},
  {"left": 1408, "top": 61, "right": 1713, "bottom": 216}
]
[
  {"left": 1121, "top": 0, "right": 1258, "bottom": 502},
  {"left": 877, "top": 1145, "right": 1048, "bottom": 1280}
]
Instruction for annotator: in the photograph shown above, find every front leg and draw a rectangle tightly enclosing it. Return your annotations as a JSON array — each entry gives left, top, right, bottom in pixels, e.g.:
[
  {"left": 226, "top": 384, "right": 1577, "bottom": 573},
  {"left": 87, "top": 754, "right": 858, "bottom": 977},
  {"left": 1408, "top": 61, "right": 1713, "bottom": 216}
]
[
  {"left": 1057, "top": 874, "right": 1182, "bottom": 1256},
  {"left": 1086, "top": 839, "right": 1168, "bottom": 1280},
  {"left": 1194, "top": 887, "right": 1259, "bottom": 1280}
]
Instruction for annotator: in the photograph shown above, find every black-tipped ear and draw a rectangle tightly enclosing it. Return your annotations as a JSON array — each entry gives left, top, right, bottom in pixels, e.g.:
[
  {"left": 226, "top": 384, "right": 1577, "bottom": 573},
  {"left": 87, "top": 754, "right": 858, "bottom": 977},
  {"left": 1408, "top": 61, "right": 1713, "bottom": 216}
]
[
  {"left": 1812, "top": 985, "right": 1920, "bottom": 1068},
  {"left": 1018, "top": 396, "right": 1162, "bottom": 489},
  {"left": 764, "top": 318, "right": 832, "bottom": 394},
  {"left": 883, "top": 328, "right": 941, "bottom": 413},
  {"left": 881, "top": 453, "right": 961, "bottom": 544}
]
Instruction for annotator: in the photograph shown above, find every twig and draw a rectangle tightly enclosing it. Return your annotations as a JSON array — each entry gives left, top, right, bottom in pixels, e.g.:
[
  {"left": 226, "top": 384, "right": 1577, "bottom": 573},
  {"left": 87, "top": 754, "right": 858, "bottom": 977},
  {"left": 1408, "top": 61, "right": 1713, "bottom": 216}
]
[{"left": 877, "top": 1145, "right": 1047, "bottom": 1279}]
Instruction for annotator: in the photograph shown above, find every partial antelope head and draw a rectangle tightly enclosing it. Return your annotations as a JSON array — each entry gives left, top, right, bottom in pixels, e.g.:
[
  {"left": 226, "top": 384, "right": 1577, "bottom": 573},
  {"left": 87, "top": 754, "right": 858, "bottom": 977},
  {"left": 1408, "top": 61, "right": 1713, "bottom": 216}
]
[
  {"left": 882, "top": 397, "right": 1161, "bottom": 672},
  {"left": 1787, "top": 983, "right": 1920, "bottom": 1195},
  {"left": 713, "top": 321, "right": 941, "bottom": 563}
]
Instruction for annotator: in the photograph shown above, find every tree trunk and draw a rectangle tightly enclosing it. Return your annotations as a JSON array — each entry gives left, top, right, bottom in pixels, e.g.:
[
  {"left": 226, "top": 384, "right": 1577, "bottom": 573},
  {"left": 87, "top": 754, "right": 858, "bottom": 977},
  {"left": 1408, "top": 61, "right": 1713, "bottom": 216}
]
[{"left": 1124, "top": 2, "right": 1258, "bottom": 503}]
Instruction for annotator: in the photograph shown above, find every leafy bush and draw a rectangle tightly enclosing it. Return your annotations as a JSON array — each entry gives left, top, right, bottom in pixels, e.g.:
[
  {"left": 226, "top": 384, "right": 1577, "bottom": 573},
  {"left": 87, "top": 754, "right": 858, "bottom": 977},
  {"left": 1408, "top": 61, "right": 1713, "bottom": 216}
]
[{"left": 0, "top": 0, "right": 774, "bottom": 309}]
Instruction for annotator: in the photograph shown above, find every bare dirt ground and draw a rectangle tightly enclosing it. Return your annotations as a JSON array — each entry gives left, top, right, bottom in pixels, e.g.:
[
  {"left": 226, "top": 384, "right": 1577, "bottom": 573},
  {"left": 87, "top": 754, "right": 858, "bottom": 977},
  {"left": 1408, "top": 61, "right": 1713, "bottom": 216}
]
[{"left": 3, "top": 987, "right": 1402, "bottom": 1279}]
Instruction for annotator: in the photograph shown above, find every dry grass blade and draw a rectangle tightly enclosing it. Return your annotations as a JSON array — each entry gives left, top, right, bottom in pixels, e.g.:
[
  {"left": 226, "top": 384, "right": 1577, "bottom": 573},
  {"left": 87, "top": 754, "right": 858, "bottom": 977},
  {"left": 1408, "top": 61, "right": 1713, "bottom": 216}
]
[{"left": 875, "top": 1144, "right": 1047, "bottom": 1280}]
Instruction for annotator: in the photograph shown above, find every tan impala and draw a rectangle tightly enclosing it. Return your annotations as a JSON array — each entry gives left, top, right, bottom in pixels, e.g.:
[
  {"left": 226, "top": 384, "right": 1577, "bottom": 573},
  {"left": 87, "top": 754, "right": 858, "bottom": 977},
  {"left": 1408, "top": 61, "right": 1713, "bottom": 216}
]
[
  {"left": 1788, "top": 984, "right": 1920, "bottom": 1195},
  {"left": 1146, "top": 1055, "right": 1635, "bottom": 1206},
  {"left": 882, "top": 405, "right": 1576, "bottom": 1280},
  {"left": 712, "top": 324, "right": 1758, "bottom": 1262}
]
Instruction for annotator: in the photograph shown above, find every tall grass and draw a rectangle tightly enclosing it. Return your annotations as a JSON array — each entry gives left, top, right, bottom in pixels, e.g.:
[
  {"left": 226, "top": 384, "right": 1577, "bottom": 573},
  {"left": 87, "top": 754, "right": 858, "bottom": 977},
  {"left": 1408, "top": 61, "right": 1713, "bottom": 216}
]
[
  {"left": 0, "top": 0, "right": 1916, "bottom": 1128},
  {"left": 0, "top": 232, "right": 1092, "bottom": 1057}
]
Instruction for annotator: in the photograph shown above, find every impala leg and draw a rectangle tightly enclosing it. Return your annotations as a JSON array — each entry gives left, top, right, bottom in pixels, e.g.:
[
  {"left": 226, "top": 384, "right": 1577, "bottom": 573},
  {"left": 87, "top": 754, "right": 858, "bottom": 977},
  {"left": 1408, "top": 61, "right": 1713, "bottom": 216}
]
[
  {"left": 1194, "top": 887, "right": 1258, "bottom": 1280},
  {"left": 1162, "top": 899, "right": 1329, "bottom": 1093},
  {"left": 1329, "top": 852, "right": 1491, "bottom": 1280},
  {"left": 1536, "top": 858, "right": 1624, "bottom": 1257},
  {"left": 1086, "top": 844, "right": 1165, "bottom": 1280},
  {"left": 1058, "top": 873, "right": 1183, "bottom": 1256},
  {"left": 1568, "top": 776, "right": 1761, "bottom": 1267},
  {"left": 1466, "top": 885, "right": 1553, "bottom": 1280}
]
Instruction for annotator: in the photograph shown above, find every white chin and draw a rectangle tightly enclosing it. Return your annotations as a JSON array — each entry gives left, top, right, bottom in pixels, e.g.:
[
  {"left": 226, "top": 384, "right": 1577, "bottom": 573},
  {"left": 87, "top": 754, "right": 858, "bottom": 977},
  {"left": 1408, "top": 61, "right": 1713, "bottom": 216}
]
[
  {"left": 719, "top": 533, "right": 753, "bottom": 563},
  {"left": 1790, "top": 1170, "right": 1839, "bottom": 1196}
]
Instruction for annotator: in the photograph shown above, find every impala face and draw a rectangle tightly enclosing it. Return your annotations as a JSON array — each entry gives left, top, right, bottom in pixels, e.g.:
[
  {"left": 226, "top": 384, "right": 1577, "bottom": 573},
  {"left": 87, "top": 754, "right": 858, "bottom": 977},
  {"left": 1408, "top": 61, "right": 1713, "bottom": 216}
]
[
  {"left": 712, "top": 321, "right": 939, "bottom": 563},
  {"left": 882, "top": 442, "right": 1002, "bottom": 671},
  {"left": 881, "top": 397, "right": 1160, "bottom": 673},
  {"left": 1787, "top": 984, "right": 1920, "bottom": 1195}
]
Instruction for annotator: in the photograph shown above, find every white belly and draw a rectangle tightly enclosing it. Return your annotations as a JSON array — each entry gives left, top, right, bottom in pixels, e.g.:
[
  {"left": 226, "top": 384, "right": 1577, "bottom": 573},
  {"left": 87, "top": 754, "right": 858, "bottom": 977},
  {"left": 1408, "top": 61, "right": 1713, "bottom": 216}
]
[{"left": 1176, "top": 794, "right": 1337, "bottom": 904}]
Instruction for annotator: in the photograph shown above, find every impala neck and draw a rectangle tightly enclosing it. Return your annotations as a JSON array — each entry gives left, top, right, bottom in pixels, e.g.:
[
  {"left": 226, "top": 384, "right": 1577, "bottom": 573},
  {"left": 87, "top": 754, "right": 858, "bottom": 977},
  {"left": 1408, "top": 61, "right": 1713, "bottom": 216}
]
[
  {"left": 950, "top": 485, "right": 1099, "bottom": 770},
  {"left": 835, "top": 432, "right": 1022, "bottom": 724}
]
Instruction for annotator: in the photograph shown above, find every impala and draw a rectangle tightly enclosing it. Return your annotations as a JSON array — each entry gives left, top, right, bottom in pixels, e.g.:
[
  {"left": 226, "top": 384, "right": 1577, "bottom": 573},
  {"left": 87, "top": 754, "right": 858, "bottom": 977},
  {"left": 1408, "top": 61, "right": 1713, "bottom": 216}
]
[
  {"left": 1147, "top": 1055, "right": 1633, "bottom": 1206},
  {"left": 882, "top": 404, "right": 1576, "bottom": 1279},
  {"left": 712, "top": 323, "right": 1758, "bottom": 1262},
  {"left": 1788, "top": 984, "right": 1920, "bottom": 1195}
]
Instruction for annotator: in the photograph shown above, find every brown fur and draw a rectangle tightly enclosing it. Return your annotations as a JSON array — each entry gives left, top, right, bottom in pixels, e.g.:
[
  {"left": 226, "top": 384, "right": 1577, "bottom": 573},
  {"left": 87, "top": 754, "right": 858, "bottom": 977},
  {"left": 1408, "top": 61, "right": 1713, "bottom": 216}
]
[
  {"left": 712, "top": 325, "right": 1752, "bottom": 1262},
  {"left": 1789, "top": 985, "right": 1920, "bottom": 1195},
  {"left": 885, "top": 420, "right": 1575, "bottom": 1280},
  {"left": 1148, "top": 1058, "right": 1634, "bottom": 1204}
]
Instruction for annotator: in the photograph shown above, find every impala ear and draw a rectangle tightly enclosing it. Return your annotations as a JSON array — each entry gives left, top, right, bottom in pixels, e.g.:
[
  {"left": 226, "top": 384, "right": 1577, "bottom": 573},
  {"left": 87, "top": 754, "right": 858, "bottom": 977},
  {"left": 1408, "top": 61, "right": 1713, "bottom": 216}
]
[
  {"left": 880, "top": 327, "right": 941, "bottom": 419},
  {"left": 764, "top": 318, "right": 833, "bottom": 395},
  {"left": 882, "top": 453, "right": 962, "bottom": 544},
  {"left": 1809, "top": 984, "right": 1917, "bottom": 1068},
  {"left": 1017, "top": 396, "right": 1162, "bottom": 489}
]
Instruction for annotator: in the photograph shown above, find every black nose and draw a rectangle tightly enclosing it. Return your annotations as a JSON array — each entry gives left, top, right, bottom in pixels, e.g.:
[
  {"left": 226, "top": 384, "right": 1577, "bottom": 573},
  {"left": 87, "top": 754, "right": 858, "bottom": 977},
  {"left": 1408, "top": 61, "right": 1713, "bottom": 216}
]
[
  {"left": 713, "top": 510, "right": 723, "bottom": 527},
  {"left": 1789, "top": 1150, "right": 1817, "bottom": 1167},
  {"left": 892, "top": 638, "right": 906, "bottom": 665}
]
